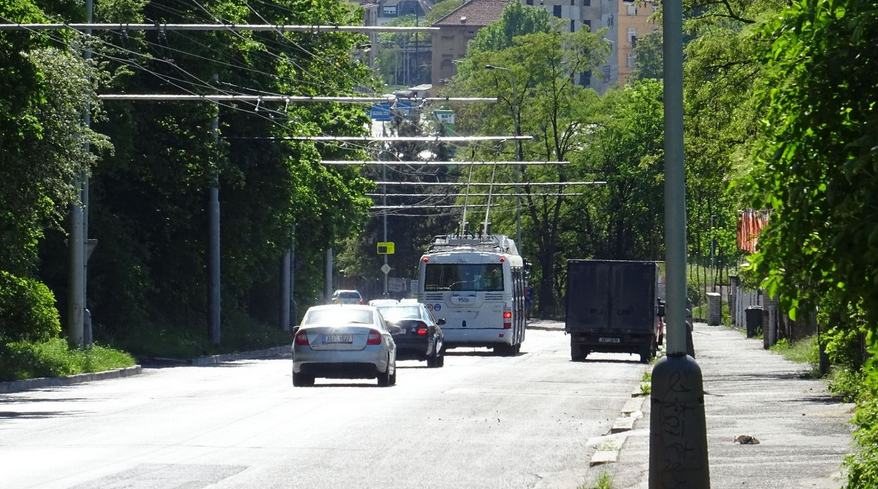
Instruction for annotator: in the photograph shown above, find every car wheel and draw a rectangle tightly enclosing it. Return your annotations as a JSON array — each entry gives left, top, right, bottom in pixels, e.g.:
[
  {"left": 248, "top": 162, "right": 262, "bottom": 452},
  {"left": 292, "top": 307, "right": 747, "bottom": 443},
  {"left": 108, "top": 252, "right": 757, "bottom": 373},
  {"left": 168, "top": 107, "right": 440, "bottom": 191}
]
[
  {"left": 427, "top": 350, "right": 440, "bottom": 368},
  {"left": 571, "top": 345, "right": 586, "bottom": 362},
  {"left": 293, "top": 371, "right": 314, "bottom": 387},
  {"left": 378, "top": 358, "right": 393, "bottom": 387},
  {"left": 389, "top": 363, "right": 397, "bottom": 386},
  {"left": 436, "top": 353, "right": 445, "bottom": 367}
]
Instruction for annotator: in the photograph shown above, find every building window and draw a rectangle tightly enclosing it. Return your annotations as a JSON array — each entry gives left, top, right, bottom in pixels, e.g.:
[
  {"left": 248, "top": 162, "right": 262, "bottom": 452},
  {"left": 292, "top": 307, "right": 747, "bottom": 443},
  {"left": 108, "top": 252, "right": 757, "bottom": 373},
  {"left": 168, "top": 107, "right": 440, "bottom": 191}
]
[
  {"left": 653, "top": 2, "right": 660, "bottom": 12},
  {"left": 583, "top": 0, "right": 591, "bottom": 5},
  {"left": 571, "top": 0, "right": 575, "bottom": 5},
  {"left": 626, "top": 4, "right": 637, "bottom": 15},
  {"left": 581, "top": 71, "right": 592, "bottom": 86},
  {"left": 526, "top": 0, "right": 533, "bottom": 4},
  {"left": 553, "top": 5, "right": 562, "bottom": 17},
  {"left": 583, "top": 19, "right": 591, "bottom": 31},
  {"left": 627, "top": 53, "right": 636, "bottom": 68},
  {"left": 628, "top": 28, "right": 637, "bottom": 41}
]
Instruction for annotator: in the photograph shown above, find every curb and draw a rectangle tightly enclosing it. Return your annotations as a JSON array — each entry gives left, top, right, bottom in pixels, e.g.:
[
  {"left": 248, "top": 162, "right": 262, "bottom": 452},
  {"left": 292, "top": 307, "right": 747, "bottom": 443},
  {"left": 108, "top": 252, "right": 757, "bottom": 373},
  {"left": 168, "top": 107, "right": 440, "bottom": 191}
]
[
  {"left": 0, "top": 365, "right": 142, "bottom": 394},
  {"left": 189, "top": 346, "right": 290, "bottom": 366},
  {"left": 589, "top": 364, "right": 652, "bottom": 467}
]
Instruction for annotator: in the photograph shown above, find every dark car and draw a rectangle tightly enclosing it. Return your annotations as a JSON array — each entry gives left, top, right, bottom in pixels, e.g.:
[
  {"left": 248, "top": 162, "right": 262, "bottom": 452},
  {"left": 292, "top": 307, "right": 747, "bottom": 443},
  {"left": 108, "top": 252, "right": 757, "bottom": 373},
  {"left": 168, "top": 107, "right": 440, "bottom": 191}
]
[{"left": 376, "top": 303, "right": 446, "bottom": 367}]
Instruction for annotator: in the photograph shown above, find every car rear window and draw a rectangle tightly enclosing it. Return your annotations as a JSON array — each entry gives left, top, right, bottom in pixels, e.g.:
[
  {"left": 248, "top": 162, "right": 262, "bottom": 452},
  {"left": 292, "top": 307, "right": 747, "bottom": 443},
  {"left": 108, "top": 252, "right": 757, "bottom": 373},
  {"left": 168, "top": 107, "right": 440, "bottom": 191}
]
[
  {"left": 305, "top": 309, "right": 373, "bottom": 325},
  {"left": 378, "top": 306, "right": 421, "bottom": 320},
  {"left": 338, "top": 292, "right": 361, "bottom": 299}
]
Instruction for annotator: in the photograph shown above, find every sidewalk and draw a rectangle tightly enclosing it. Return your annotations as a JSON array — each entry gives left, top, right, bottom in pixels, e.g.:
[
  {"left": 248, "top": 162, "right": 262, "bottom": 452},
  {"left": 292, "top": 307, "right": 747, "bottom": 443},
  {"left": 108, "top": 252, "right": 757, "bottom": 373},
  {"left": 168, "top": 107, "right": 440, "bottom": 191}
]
[{"left": 598, "top": 323, "right": 856, "bottom": 489}]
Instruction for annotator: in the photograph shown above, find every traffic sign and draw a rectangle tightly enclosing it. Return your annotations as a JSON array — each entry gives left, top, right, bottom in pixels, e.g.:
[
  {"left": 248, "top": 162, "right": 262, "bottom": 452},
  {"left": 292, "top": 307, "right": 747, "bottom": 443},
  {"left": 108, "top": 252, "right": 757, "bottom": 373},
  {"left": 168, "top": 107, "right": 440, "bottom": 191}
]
[
  {"left": 381, "top": 264, "right": 392, "bottom": 274},
  {"left": 377, "top": 242, "right": 395, "bottom": 255}
]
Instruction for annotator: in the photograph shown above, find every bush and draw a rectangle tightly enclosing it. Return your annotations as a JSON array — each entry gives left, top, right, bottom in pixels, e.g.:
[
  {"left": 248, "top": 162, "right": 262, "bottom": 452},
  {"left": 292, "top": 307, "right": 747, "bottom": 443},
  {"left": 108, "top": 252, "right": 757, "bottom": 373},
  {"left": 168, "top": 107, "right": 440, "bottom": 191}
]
[
  {"left": 0, "top": 271, "right": 61, "bottom": 342},
  {"left": 0, "top": 338, "right": 136, "bottom": 382},
  {"left": 113, "top": 311, "right": 291, "bottom": 360},
  {"left": 846, "top": 393, "right": 878, "bottom": 488}
]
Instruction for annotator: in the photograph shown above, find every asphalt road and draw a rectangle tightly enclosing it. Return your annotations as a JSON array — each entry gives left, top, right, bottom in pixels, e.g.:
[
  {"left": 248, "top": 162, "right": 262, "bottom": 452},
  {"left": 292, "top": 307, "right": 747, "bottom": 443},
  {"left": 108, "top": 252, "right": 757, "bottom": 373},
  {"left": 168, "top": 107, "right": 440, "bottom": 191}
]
[{"left": 1, "top": 328, "right": 648, "bottom": 489}]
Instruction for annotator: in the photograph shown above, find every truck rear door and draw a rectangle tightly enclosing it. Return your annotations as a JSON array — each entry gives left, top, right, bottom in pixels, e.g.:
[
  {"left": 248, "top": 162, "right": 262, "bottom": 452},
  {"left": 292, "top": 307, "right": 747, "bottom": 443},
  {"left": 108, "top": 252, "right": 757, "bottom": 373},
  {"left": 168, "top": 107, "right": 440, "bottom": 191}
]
[
  {"left": 566, "top": 262, "right": 610, "bottom": 331},
  {"left": 609, "top": 263, "right": 656, "bottom": 332}
]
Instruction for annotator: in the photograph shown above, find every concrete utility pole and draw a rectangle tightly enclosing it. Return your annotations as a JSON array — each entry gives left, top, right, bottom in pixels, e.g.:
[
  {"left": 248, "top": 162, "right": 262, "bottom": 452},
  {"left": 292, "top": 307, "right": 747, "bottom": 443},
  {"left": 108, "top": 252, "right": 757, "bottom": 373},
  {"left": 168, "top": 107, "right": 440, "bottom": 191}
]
[
  {"left": 648, "top": 0, "right": 711, "bottom": 486},
  {"left": 67, "top": 0, "right": 93, "bottom": 349},
  {"left": 207, "top": 77, "right": 221, "bottom": 347}
]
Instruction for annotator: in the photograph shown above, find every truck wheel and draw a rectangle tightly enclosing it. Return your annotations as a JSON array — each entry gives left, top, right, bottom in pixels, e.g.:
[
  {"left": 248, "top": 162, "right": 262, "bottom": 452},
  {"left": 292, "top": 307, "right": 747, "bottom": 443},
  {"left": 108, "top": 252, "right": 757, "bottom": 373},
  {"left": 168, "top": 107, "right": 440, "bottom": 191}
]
[
  {"left": 571, "top": 345, "right": 587, "bottom": 362},
  {"left": 639, "top": 339, "right": 655, "bottom": 364}
]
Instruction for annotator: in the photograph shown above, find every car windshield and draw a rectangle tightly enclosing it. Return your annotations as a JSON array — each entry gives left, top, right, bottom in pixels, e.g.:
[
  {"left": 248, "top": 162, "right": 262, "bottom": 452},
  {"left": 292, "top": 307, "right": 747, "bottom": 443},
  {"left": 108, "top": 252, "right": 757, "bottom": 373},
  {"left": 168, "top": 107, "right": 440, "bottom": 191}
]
[
  {"left": 336, "top": 292, "right": 361, "bottom": 299},
  {"left": 377, "top": 306, "right": 421, "bottom": 320},
  {"left": 304, "top": 309, "right": 373, "bottom": 325}
]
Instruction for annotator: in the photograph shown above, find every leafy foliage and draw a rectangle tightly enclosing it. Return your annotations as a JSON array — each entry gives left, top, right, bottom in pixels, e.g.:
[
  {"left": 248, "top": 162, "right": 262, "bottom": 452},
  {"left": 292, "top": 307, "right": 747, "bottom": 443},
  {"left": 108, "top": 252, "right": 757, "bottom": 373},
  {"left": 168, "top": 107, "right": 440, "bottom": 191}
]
[
  {"left": 467, "top": 2, "right": 553, "bottom": 53},
  {"left": 0, "top": 338, "right": 135, "bottom": 382},
  {"left": 0, "top": 271, "right": 61, "bottom": 342},
  {"left": 1, "top": 0, "right": 378, "bottom": 348},
  {"left": 425, "top": 0, "right": 464, "bottom": 25}
]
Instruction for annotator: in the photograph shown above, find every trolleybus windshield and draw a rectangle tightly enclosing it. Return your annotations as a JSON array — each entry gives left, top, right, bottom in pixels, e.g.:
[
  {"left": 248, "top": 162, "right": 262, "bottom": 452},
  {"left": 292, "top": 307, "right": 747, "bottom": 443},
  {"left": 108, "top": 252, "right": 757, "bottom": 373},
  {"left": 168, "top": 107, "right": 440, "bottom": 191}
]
[{"left": 424, "top": 263, "right": 504, "bottom": 292}]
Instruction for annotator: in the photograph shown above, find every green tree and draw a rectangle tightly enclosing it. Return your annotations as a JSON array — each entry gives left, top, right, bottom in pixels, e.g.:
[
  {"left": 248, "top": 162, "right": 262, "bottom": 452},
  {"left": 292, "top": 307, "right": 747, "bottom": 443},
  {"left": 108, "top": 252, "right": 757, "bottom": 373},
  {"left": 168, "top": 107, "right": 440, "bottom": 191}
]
[
  {"left": 2, "top": 0, "right": 379, "bottom": 346},
  {"left": 744, "top": 1, "right": 878, "bottom": 484},
  {"left": 450, "top": 30, "right": 609, "bottom": 316},
  {"left": 425, "top": 0, "right": 464, "bottom": 25},
  {"left": 468, "top": 2, "right": 554, "bottom": 53},
  {"left": 631, "top": 29, "right": 663, "bottom": 81}
]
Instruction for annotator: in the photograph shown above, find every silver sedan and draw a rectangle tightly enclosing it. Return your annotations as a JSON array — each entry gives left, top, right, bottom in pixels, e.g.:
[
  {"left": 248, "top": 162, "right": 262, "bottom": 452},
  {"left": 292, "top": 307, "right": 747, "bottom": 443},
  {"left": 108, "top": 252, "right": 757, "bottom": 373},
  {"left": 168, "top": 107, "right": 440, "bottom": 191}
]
[{"left": 292, "top": 305, "right": 397, "bottom": 387}]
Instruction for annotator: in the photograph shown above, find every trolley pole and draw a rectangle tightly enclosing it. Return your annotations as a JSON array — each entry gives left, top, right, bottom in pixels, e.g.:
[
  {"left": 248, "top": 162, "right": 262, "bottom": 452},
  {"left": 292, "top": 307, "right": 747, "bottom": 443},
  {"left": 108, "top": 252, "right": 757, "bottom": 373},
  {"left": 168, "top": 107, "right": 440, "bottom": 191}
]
[{"left": 648, "top": 0, "right": 711, "bottom": 486}]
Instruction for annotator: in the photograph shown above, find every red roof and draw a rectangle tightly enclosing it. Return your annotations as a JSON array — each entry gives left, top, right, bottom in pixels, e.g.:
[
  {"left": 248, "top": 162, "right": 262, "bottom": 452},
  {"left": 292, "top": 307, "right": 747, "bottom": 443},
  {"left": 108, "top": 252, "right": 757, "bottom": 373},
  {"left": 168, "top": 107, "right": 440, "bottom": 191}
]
[{"left": 432, "top": 0, "right": 510, "bottom": 27}]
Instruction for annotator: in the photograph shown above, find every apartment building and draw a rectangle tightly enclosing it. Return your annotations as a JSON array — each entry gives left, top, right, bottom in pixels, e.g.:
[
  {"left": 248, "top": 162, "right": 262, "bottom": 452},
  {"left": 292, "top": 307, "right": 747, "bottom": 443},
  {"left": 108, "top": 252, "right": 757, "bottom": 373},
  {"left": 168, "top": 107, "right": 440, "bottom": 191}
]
[
  {"left": 616, "top": 0, "right": 659, "bottom": 85},
  {"left": 521, "top": 0, "right": 619, "bottom": 93},
  {"left": 430, "top": 0, "right": 510, "bottom": 91}
]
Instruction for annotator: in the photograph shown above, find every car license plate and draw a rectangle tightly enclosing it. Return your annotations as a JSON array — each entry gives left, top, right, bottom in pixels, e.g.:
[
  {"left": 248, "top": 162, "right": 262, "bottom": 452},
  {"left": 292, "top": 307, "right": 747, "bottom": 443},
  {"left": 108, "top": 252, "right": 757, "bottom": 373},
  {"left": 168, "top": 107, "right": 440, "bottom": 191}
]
[
  {"left": 324, "top": 334, "right": 353, "bottom": 344},
  {"left": 599, "top": 337, "right": 620, "bottom": 343}
]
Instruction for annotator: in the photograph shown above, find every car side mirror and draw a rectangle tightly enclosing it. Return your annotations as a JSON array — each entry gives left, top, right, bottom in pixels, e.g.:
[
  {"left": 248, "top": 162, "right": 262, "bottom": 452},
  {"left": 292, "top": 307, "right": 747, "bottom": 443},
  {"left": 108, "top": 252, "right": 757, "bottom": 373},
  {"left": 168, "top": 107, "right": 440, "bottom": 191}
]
[
  {"left": 292, "top": 326, "right": 300, "bottom": 335},
  {"left": 437, "top": 318, "right": 447, "bottom": 326},
  {"left": 388, "top": 325, "right": 402, "bottom": 334}
]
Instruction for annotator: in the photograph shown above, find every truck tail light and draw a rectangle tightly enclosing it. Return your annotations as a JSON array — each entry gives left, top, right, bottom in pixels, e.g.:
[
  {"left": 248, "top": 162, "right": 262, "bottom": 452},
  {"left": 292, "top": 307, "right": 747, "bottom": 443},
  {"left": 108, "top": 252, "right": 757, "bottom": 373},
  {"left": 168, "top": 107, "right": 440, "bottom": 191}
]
[{"left": 503, "top": 307, "right": 512, "bottom": 329}]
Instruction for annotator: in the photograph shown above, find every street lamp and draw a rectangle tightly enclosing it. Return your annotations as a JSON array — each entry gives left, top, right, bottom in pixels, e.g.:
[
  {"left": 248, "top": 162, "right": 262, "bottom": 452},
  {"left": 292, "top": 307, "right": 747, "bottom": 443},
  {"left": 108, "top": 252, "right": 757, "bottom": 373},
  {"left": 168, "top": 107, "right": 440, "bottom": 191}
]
[{"left": 485, "top": 64, "right": 523, "bottom": 253}]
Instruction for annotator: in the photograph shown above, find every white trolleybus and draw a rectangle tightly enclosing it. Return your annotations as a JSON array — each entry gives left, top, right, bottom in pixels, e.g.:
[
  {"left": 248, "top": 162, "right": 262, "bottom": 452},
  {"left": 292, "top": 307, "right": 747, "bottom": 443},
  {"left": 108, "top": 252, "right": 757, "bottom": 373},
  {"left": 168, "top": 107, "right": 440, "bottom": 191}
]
[{"left": 417, "top": 234, "right": 527, "bottom": 355}]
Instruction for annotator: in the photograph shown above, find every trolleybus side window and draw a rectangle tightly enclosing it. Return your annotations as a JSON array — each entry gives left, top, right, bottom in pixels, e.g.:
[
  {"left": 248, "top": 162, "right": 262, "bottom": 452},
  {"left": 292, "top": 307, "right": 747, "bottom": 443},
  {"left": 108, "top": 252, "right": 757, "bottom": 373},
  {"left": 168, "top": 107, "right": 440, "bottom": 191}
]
[{"left": 424, "top": 264, "right": 505, "bottom": 291}]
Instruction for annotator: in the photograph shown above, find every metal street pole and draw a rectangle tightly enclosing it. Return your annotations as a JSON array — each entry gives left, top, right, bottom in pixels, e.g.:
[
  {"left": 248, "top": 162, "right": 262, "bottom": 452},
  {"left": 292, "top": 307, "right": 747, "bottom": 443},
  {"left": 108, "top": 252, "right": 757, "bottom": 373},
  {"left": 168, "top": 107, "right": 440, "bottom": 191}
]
[
  {"left": 280, "top": 251, "right": 291, "bottom": 331},
  {"left": 485, "top": 65, "right": 522, "bottom": 252},
  {"left": 325, "top": 247, "right": 333, "bottom": 303},
  {"left": 649, "top": 0, "right": 710, "bottom": 486},
  {"left": 207, "top": 76, "right": 221, "bottom": 347},
  {"left": 290, "top": 223, "right": 297, "bottom": 326},
  {"left": 383, "top": 163, "right": 389, "bottom": 297}
]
